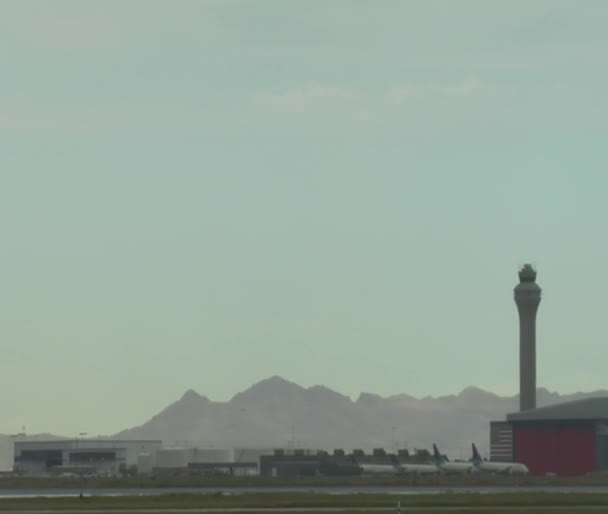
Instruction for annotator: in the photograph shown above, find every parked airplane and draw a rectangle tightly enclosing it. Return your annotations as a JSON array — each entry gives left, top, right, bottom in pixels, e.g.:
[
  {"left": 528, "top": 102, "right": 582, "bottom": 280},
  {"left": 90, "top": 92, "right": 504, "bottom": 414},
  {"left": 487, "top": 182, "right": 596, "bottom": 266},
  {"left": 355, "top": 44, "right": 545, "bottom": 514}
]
[
  {"left": 351, "top": 455, "right": 400, "bottom": 475},
  {"left": 471, "top": 443, "right": 529, "bottom": 475},
  {"left": 432, "top": 444, "right": 475, "bottom": 474},
  {"left": 390, "top": 455, "right": 440, "bottom": 475}
]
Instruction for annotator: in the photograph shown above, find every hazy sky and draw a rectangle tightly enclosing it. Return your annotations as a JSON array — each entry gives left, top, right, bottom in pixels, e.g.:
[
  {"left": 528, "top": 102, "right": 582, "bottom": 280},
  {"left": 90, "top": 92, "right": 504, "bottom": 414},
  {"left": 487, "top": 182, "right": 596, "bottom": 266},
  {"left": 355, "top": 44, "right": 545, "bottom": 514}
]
[{"left": 1, "top": 0, "right": 608, "bottom": 436}]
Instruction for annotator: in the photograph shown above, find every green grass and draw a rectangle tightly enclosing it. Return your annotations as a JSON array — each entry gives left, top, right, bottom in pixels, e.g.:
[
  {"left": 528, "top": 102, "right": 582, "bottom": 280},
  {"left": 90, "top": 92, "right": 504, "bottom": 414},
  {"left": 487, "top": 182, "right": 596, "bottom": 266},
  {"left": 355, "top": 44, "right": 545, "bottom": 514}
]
[
  {"left": 2, "top": 492, "right": 608, "bottom": 511},
  {"left": 0, "top": 509, "right": 605, "bottom": 514}
]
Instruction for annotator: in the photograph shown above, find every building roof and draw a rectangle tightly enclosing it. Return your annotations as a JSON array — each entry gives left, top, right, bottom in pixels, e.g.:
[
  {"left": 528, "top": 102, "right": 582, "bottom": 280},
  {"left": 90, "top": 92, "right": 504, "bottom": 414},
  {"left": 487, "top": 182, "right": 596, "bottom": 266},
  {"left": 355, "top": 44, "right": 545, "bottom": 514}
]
[
  {"left": 507, "top": 397, "right": 608, "bottom": 422},
  {"left": 14, "top": 439, "right": 161, "bottom": 444},
  {"left": 13, "top": 439, "right": 162, "bottom": 449}
]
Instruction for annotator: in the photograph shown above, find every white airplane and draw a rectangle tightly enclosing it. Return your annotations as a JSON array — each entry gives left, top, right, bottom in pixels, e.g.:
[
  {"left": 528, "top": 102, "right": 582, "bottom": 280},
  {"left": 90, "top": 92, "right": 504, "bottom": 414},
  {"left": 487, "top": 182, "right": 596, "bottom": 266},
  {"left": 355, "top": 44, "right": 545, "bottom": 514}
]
[
  {"left": 432, "top": 444, "right": 475, "bottom": 474},
  {"left": 352, "top": 455, "right": 438, "bottom": 475},
  {"left": 398, "top": 461, "right": 440, "bottom": 475},
  {"left": 392, "top": 455, "right": 440, "bottom": 475},
  {"left": 471, "top": 443, "right": 529, "bottom": 475},
  {"left": 351, "top": 455, "right": 401, "bottom": 475}
]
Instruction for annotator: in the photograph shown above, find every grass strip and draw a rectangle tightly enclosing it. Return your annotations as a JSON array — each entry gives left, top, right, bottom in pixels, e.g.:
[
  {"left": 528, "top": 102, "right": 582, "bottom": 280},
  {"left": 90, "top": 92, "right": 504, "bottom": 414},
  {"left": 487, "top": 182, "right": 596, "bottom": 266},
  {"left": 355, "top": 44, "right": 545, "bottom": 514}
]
[
  {"left": 1, "top": 492, "right": 608, "bottom": 510},
  {"left": 0, "top": 510, "right": 601, "bottom": 514}
]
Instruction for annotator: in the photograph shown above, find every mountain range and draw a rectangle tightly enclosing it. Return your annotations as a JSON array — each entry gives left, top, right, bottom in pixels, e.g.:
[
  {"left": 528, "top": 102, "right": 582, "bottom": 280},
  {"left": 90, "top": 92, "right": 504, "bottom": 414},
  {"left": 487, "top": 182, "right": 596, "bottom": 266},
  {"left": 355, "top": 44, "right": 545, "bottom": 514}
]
[
  {"left": 116, "top": 376, "right": 608, "bottom": 458},
  {"left": 3, "top": 377, "right": 607, "bottom": 471}
]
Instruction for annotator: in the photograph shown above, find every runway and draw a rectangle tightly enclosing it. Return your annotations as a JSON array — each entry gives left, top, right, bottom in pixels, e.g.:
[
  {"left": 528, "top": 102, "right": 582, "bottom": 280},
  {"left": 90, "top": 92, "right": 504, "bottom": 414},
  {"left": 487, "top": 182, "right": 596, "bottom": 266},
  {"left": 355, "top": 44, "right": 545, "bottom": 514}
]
[{"left": 4, "top": 485, "right": 608, "bottom": 498}]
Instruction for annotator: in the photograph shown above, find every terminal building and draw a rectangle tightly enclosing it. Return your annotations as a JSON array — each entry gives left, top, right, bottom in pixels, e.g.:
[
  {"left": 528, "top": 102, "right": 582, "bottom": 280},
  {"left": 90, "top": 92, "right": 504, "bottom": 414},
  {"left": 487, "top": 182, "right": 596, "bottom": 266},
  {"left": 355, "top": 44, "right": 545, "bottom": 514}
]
[
  {"left": 13, "top": 439, "right": 162, "bottom": 475},
  {"left": 13, "top": 440, "right": 274, "bottom": 477},
  {"left": 259, "top": 448, "right": 432, "bottom": 477},
  {"left": 152, "top": 447, "right": 273, "bottom": 476}
]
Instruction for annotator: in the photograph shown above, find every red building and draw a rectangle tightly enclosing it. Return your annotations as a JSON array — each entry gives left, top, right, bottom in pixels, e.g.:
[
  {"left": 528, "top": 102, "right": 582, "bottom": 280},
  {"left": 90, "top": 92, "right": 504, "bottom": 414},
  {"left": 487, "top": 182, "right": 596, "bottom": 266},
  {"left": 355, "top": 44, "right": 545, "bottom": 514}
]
[{"left": 507, "top": 398, "right": 608, "bottom": 476}]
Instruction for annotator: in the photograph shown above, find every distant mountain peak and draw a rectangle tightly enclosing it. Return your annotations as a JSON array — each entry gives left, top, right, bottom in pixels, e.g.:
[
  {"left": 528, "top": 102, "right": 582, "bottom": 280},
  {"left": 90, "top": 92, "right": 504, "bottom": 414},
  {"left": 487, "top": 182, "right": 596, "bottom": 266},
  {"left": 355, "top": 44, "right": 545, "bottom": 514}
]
[
  {"left": 458, "top": 386, "right": 498, "bottom": 402},
  {"left": 251, "top": 375, "right": 303, "bottom": 390},
  {"left": 265, "top": 375, "right": 294, "bottom": 385},
  {"left": 307, "top": 385, "right": 352, "bottom": 403},
  {"left": 230, "top": 376, "right": 305, "bottom": 403},
  {"left": 180, "top": 389, "right": 207, "bottom": 402},
  {"left": 459, "top": 386, "right": 494, "bottom": 396},
  {"left": 356, "top": 392, "right": 384, "bottom": 404}
]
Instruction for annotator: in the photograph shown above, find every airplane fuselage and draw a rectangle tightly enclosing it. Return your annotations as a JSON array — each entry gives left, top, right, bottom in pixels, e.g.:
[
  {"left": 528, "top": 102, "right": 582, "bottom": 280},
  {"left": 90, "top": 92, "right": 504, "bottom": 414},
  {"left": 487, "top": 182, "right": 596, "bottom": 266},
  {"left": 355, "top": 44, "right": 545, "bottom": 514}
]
[
  {"left": 359, "top": 463, "right": 400, "bottom": 475},
  {"left": 475, "top": 461, "right": 529, "bottom": 475},
  {"left": 437, "top": 461, "right": 475, "bottom": 474},
  {"left": 399, "top": 463, "right": 440, "bottom": 475}
]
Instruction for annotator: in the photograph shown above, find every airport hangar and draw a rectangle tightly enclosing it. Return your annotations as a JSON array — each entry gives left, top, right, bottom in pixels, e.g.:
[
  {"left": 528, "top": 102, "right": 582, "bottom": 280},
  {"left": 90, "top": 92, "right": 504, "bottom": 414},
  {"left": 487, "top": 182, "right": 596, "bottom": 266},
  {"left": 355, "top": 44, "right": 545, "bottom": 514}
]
[
  {"left": 491, "top": 398, "right": 608, "bottom": 476},
  {"left": 488, "top": 265, "right": 608, "bottom": 476}
]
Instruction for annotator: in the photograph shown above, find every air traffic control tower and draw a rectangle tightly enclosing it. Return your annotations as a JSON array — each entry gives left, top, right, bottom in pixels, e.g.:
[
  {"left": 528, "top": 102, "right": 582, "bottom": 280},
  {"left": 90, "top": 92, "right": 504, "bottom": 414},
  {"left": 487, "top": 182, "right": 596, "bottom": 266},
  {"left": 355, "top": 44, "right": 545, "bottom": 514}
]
[{"left": 514, "top": 264, "right": 542, "bottom": 411}]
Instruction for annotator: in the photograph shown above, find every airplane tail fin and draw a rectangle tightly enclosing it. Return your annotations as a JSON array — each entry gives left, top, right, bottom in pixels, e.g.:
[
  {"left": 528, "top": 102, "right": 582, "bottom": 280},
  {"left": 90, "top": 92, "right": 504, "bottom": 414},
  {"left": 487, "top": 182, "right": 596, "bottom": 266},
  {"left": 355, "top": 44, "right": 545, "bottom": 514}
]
[
  {"left": 432, "top": 444, "right": 444, "bottom": 463},
  {"left": 471, "top": 443, "right": 482, "bottom": 463}
]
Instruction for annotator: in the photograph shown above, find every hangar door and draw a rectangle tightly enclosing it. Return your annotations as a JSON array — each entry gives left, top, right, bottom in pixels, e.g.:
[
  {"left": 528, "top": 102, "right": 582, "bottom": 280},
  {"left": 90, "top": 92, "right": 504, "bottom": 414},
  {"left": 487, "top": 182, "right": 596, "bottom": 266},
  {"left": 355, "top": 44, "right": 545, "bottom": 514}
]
[{"left": 513, "top": 422, "right": 596, "bottom": 476}]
